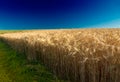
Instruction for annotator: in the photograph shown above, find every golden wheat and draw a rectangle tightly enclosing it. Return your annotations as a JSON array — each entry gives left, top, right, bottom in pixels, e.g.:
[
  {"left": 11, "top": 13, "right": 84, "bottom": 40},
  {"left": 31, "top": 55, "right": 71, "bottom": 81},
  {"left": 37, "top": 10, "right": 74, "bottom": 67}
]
[{"left": 0, "top": 28, "right": 120, "bottom": 82}]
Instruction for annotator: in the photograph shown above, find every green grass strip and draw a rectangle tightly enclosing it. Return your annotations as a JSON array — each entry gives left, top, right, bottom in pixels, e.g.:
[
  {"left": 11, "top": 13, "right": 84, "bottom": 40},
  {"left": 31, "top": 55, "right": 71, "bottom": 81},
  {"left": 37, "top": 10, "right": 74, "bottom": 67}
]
[{"left": 0, "top": 40, "right": 63, "bottom": 82}]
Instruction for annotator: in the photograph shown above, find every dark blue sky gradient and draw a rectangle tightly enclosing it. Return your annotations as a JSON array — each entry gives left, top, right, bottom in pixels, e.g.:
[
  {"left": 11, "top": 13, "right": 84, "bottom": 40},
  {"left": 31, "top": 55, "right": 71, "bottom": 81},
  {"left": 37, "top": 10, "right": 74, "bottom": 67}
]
[{"left": 0, "top": 0, "right": 120, "bottom": 29}]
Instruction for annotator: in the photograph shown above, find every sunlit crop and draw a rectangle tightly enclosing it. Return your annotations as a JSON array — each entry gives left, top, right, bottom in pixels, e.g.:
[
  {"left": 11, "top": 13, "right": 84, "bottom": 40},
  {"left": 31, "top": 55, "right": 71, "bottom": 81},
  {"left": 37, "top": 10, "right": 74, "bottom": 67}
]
[{"left": 0, "top": 28, "right": 120, "bottom": 82}]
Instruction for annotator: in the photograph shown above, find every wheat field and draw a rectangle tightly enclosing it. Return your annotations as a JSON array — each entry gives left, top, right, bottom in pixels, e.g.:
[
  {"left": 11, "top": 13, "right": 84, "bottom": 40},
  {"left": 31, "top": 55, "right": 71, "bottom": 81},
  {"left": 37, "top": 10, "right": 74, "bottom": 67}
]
[{"left": 0, "top": 28, "right": 120, "bottom": 82}]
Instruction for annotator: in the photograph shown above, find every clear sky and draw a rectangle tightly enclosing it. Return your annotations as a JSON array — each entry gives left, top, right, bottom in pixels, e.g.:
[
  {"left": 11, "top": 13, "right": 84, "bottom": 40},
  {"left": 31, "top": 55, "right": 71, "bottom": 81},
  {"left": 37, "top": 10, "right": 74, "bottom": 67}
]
[{"left": 0, "top": 0, "right": 120, "bottom": 29}]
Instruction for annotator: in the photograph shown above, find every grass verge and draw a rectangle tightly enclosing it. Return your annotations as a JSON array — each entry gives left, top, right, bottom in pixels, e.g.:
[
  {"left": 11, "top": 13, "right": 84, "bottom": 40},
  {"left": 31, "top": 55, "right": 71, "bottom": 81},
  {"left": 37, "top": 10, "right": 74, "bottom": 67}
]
[{"left": 0, "top": 40, "right": 63, "bottom": 82}]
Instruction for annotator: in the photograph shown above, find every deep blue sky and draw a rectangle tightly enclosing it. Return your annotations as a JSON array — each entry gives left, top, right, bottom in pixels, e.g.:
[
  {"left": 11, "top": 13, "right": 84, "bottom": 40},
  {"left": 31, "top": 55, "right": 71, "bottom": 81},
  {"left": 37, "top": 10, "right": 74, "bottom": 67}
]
[{"left": 0, "top": 0, "right": 120, "bottom": 29}]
